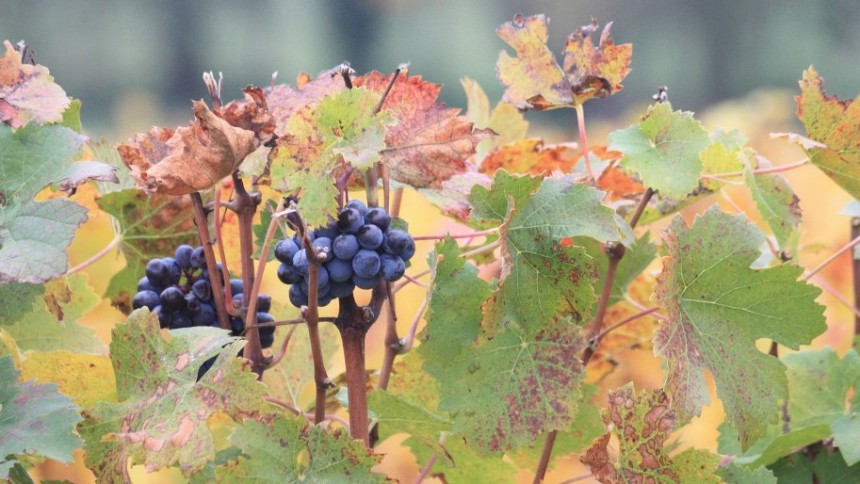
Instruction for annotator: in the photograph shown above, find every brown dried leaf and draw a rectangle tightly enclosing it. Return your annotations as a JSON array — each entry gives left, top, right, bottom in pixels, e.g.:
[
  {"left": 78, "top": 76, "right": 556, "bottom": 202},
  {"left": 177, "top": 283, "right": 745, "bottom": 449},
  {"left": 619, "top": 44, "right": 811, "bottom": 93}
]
[
  {"left": 0, "top": 40, "right": 70, "bottom": 127},
  {"left": 563, "top": 20, "right": 633, "bottom": 104},
  {"left": 118, "top": 100, "right": 256, "bottom": 195},
  {"left": 356, "top": 71, "right": 492, "bottom": 188},
  {"left": 268, "top": 68, "right": 347, "bottom": 136},
  {"left": 217, "top": 86, "right": 275, "bottom": 140}
]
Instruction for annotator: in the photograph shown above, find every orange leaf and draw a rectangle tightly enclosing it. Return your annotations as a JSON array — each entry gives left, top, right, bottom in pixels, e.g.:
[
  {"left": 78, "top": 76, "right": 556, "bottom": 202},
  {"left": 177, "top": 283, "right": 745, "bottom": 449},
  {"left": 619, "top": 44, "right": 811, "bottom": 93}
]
[
  {"left": 479, "top": 138, "right": 580, "bottom": 176},
  {"left": 217, "top": 86, "right": 275, "bottom": 140},
  {"left": 563, "top": 20, "right": 633, "bottom": 104},
  {"left": 118, "top": 101, "right": 256, "bottom": 195}
]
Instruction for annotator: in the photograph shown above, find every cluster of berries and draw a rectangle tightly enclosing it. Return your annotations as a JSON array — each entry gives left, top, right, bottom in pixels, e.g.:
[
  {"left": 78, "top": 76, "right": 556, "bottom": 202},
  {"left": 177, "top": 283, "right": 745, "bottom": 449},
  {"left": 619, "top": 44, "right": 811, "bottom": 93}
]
[
  {"left": 276, "top": 200, "right": 415, "bottom": 308},
  {"left": 133, "top": 244, "right": 276, "bottom": 348}
]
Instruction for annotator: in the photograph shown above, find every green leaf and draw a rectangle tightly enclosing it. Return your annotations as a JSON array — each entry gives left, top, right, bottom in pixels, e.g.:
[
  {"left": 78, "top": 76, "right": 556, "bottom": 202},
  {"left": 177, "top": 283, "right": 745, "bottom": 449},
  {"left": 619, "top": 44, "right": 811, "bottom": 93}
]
[
  {"left": 783, "top": 347, "right": 860, "bottom": 465},
  {"left": 405, "top": 434, "right": 516, "bottom": 483},
  {"left": 468, "top": 170, "right": 541, "bottom": 228},
  {"left": 0, "top": 198, "right": 88, "bottom": 285},
  {"left": 654, "top": 206, "right": 826, "bottom": 448},
  {"left": 477, "top": 174, "right": 623, "bottom": 334},
  {"left": 96, "top": 188, "right": 197, "bottom": 309},
  {"left": 0, "top": 274, "right": 105, "bottom": 354},
  {"left": 717, "top": 462, "right": 777, "bottom": 484},
  {"left": 0, "top": 356, "right": 82, "bottom": 479},
  {"left": 506, "top": 383, "right": 604, "bottom": 470},
  {"left": 742, "top": 152, "right": 801, "bottom": 251},
  {"left": 368, "top": 390, "right": 452, "bottom": 456},
  {"left": 582, "top": 384, "right": 720, "bottom": 483},
  {"left": 718, "top": 420, "right": 831, "bottom": 468},
  {"left": 292, "top": 171, "right": 340, "bottom": 228},
  {"left": 769, "top": 448, "right": 860, "bottom": 483},
  {"left": 60, "top": 98, "right": 83, "bottom": 133},
  {"left": 252, "top": 200, "right": 278, "bottom": 261},
  {"left": 609, "top": 102, "right": 710, "bottom": 199},
  {"left": 795, "top": 67, "right": 860, "bottom": 200},
  {"left": 0, "top": 283, "right": 43, "bottom": 322},
  {"left": 216, "top": 414, "right": 383, "bottom": 483},
  {"left": 79, "top": 309, "right": 270, "bottom": 481},
  {"left": 579, "top": 231, "right": 657, "bottom": 313}
]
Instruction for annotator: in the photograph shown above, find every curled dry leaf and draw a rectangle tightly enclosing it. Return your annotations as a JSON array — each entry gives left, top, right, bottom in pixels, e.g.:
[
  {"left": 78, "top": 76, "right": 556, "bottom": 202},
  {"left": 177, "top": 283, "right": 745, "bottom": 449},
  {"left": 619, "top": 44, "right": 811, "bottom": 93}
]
[
  {"left": 0, "top": 40, "right": 70, "bottom": 127},
  {"left": 216, "top": 86, "right": 275, "bottom": 140},
  {"left": 56, "top": 161, "right": 119, "bottom": 194},
  {"left": 563, "top": 20, "right": 633, "bottom": 104},
  {"left": 117, "top": 100, "right": 256, "bottom": 195}
]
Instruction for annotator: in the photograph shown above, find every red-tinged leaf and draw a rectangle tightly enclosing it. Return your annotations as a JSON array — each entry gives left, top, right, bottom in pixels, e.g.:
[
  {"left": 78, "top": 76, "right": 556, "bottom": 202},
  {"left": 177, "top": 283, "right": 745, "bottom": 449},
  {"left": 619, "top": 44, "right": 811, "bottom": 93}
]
[
  {"left": 216, "top": 86, "right": 275, "bottom": 140},
  {"left": 0, "top": 40, "right": 70, "bottom": 127},
  {"left": 654, "top": 207, "right": 825, "bottom": 448},
  {"left": 479, "top": 138, "right": 580, "bottom": 176},
  {"left": 357, "top": 71, "right": 492, "bottom": 188},
  {"left": 562, "top": 20, "right": 633, "bottom": 105},
  {"left": 118, "top": 100, "right": 256, "bottom": 195},
  {"left": 267, "top": 68, "right": 347, "bottom": 136},
  {"left": 582, "top": 385, "right": 720, "bottom": 483},
  {"left": 495, "top": 14, "right": 572, "bottom": 110},
  {"left": 795, "top": 67, "right": 860, "bottom": 199}
]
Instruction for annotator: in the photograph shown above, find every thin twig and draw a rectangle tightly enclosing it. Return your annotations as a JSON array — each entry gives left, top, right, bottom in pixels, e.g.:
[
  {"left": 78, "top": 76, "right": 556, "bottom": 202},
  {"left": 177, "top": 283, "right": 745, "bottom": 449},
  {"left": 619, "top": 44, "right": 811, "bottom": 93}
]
[
  {"left": 415, "top": 452, "right": 438, "bottom": 484},
  {"left": 803, "top": 232, "right": 860, "bottom": 281},
  {"left": 412, "top": 228, "right": 498, "bottom": 241},
  {"left": 399, "top": 296, "right": 429, "bottom": 353},
  {"left": 268, "top": 325, "right": 299, "bottom": 368},
  {"left": 232, "top": 174, "right": 265, "bottom": 376},
  {"left": 701, "top": 158, "right": 809, "bottom": 180},
  {"left": 190, "top": 193, "right": 231, "bottom": 331},
  {"left": 809, "top": 274, "right": 860, "bottom": 321},
  {"left": 65, "top": 236, "right": 121, "bottom": 276},
  {"left": 575, "top": 103, "right": 594, "bottom": 180},
  {"left": 559, "top": 472, "right": 594, "bottom": 484},
  {"left": 589, "top": 306, "right": 660, "bottom": 344}
]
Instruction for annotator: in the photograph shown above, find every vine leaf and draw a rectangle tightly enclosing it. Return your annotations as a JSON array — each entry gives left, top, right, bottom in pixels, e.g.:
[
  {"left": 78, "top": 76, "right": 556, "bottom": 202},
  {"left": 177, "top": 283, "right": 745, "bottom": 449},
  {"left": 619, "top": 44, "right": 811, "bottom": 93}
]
[
  {"left": 783, "top": 347, "right": 860, "bottom": 465},
  {"left": 418, "top": 238, "right": 587, "bottom": 453},
  {"left": 609, "top": 102, "right": 711, "bottom": 199},
  {"left": 368, "top": 389, "right": 452, "bottom": 457},
  {"left": 742, "top": 153, "right": 802, "bottom": 251},
  {"left": 769, "top": 448, "right": 860, "bottom": 482},
  {"left": 216, "top": 85, "right": 275, "bottom": 141},
  {"left": 215, "top": 414, "right": 383, "bottom": 483},
  {"left": 20, "top": 350, "right": 117, "bottom": 408},
  {"left": 479, "top": 138, "right": 581, "bottom": 176},
  {"left": 407, "top": 434, "right": 517, "bottom": 483},
  {"left": 717, "top": 462, "right": 777, "bottom": 484},
  {"left": 79, "top": 309, "right": 270, "bottom": 481},
  {"left": 357, "top": 71, "right": 492, "bottom": 188},
  {"left": 0, "top": 40, "right": 70, "bottom": 127},
  {"left": 0, "top": 355, "right": 83, "bottom": 479},
  {"left": 0, "top": 122, "right": 89, "bottom": 284},
  {"left": 717, "top": 420, "right": 830, "bottom": 469},
  {"left": 266, "top": 68, "right": 347, "bottom": 137},
  {"left": 262, "top": 322, "right": 339, "bottom": 410},
  {"left": 0, "top": 274, "right": 105, "bottom": 354},
  {"left": 562, "top": 19, "right": 633, "bottom": 105},
  {"left": 471, "top": 172, "right": 622, "bottom": 334},
  {"left": 581, "top": 384, "right": 720, "bottom": 483},
  {"left": 97, "top": 188, "right": 197, "bottom": 312},
  {"left": 795, "top": 67, "right": 860, "bottom": 199},
  {"left": 461, "top": 77, "right": 528, "bottom": 159},
  {"left": 654, "top": 207, "right": 825, "bottom": 448},
  {"left": 496, "top": 14, "right": 571, "bottom": 110},
  {"left": 117, "top": 100, "right": 256, "bottom": 195}
]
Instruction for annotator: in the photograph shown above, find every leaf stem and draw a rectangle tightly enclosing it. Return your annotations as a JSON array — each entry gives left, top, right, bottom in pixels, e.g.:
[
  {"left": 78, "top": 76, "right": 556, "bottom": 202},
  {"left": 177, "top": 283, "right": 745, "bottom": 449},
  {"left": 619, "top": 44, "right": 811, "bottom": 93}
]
[
  {"left": 190, "top": 192, "right": 231, "bottom": 331},
  {"left": 411, "top": 228, "right": 498, "bottom": 241},
  {"left": 853, "top": 218, "right": 860, "bottom": 341},
  {"left": 267, "top": 325, "right": 298, "bottom": 368},
  {"left": 65, "top": 236, "right": 121, "bottom": 276},
  {"left": 214, "top": 185, "right": 237, "bottom": 315},
  {"left": 701, "top": 158, "right": 809, "bottom": 180},
  {"left": 415, "top": 451, "right": 438, "bottom": 484},
  {"left": 803, "top": 231, "right": 860, "bottom": 281},
  {"left": 575, "top": 103, "right": 594, "bottom": 180},
  {"left": 589, "top": 306, "right": 660, "bottom": 344},
  {"left": 398, "top": 295, "right": 429, "bottom": 354},
  {"left": 533, "top": 431, "right": 559, "bottom": 484}
]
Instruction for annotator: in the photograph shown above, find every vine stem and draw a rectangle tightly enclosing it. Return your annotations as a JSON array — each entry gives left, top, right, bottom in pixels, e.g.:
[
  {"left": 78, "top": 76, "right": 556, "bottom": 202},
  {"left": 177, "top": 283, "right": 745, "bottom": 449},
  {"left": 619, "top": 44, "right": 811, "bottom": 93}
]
[
  {"left": 415, "top": 452, "right": 438, "bottom": 484},
  {"left": 533, "top": 187, "right": 653, "bottom": 484},
  {"left": 853, "top": 218, "right": 860, "bottom": 341},
  {"left": 232, "top": 174, "right": 265, "bottom": 376},
  {"left": 190, "top": 193, "right": 231, "bottom": 331},
  {"left": 575, "top": 103, "right": 594, "bottom": 180},
  {"left": 398, "top": 295, "right": 429, "bottom": 353},
  {"left": 700, "top": 158, "right": 809, "bottom": 180},
  {"left": 378, "top": 186, "right": 405, "bottom": 391},
  {"left": 411, "top": 228, "right": 498, "bottom": 241},
  {"left": 589, "top": 306, "right": 659, "bottom": 344},
  {"left": 809, "top": 274, "right": 860, "bottom": 321},
  {"left": 65, "top": 236, "right": 121, "bottom": 276},
  {"left": 803, "top": 231, "right": 860, "bottom": 281},
  {"left": 214, "top": 185, "right": 237, "bottom": 315}
]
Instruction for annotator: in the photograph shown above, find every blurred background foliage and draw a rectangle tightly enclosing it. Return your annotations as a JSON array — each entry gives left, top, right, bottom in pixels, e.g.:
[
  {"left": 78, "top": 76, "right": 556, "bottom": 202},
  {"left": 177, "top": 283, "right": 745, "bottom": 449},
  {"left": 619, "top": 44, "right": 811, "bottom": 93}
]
[{"left": 6, "top": 1, "right": 860, "bottom": 483}]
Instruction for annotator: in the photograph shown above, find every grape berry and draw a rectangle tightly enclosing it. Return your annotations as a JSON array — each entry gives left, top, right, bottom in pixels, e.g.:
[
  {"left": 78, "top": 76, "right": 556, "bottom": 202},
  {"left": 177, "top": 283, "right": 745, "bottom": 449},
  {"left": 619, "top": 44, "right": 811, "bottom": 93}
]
[
  {"left": 276, "top": 204, "right": 414, "bottom": 308},
  {"left": 132, "top": 244, "right": 277, "bottom": 349}
]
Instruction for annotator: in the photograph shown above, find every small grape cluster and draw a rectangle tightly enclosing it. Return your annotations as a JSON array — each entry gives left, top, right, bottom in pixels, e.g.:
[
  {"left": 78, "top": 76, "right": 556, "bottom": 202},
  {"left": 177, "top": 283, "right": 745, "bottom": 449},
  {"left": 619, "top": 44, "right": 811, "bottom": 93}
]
[
  {"left": 276, "top": 200, "right": 415, "bottom": 308},
  {"left": 132, "top": 244, "right": 277, "bottom": 349}
]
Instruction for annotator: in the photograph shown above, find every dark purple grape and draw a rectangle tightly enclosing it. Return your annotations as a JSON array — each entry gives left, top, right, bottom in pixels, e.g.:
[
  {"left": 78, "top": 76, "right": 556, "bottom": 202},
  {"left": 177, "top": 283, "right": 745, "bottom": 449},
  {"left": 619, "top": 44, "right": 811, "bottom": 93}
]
[
  {"left": 174, "top": 244, "right": 194, "bottom": 269},
  {"left": 325, "top": 257, "right": 353, "bottom": 282},
  {"left": 230, "top": 279, "right": 243, "bottom": 296},
  {"left": 277, "top": 263, "right": 303, "bottom": 285},
  {"left": 159, "top": 286, "right": 185, "bottom": 311},
  {"left": 154, "top": 305, "right": 169, "bottom": 328},
  {"left": 256, "top": 294, "right": 272, "bottom": 313},
  {"left": 289, "top": 284, "right": 309, "bottom": 307},
  {"left": 312, "top": 237, "right": 333, "bottom": 263},
  {"left": 365, "top": 207, "right": 391, "bottom": 231},
  {"left": 232, "top": 293, "right": 244, "bottom": 310},
  {"left": 318, "top": 291, "right": 334, "bottom": 307},
  {"left": 274, "top": 239, "right": 299, "bottom": 265},
  {"left": 332, "top": 234, "right": 360, "bottom": 260},
  {"left": 345, "top": 199, "right": 368, "bottom": 216},
  {"left": 383, "top": 229, "right": 416, "bottom": 261},
  {"left": 337, "top": 207, "right": 364, "bottom": 234},
  {"left": 380, "top": 254, "right": 406, "bottom": 281},
  {"left": 133, "top": 290, "right": 160, "bottom": 310},
  {"left": 145, "top": 259, "right": 170, "bottom": 286},
  {"left": 353, "top": 273, "right": 381, "bottom": 290},
  {"left": 230, "top": 316, "right": 245, "bottom": 335},
  {"left": 172, "top": 312, "right": 193, "bottom": 329},
  {"left": 257, "top": 312, "right": 275, "bottom": 336},
  {"left": 191, "top": 303, "right": 216, "bottom": 326},
  {"left": 184, "top": 293, "right": 201, "bottom": 313},
  {"left": 201, "top": 263, "right": 225, "bottom": 285},
  {"left": 357, "top": 224, "right": 384, "bottom": 250},
  {"left": 162, "top": 257, "right": 182, "bottom": 285},
  {"left": 137, "top": 276, "right": 158, "bottom": 292},
  {"left": 329, "top": 280, "right": 355, "bottom": 298},
  {"left": 352, "top": 249, "right": 381, "bottom": 278},
  {"left": 313, "top": 223, "right": 340, "bottom": 240},
  {"left": 259, "top": 331, "right": 275, "bottom": 349},
  {"left": 300, "top": 266, "right": 330, "bottom": 294},
  {"left": 292, "top": 249, "right": 310, "bottom": 275},
  {"left": 190, "top": 247, "right": 206, "bottom": 269},
  {"left": 191, "top": 279, "right": 212, "bottom": 301}
]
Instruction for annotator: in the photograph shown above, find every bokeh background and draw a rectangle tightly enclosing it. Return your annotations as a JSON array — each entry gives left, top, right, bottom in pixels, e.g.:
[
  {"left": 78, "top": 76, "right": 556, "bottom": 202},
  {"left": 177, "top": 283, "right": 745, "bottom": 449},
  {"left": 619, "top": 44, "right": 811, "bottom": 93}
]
[{"left": 4, "top": 1, "right": 860, "bottom": 483}]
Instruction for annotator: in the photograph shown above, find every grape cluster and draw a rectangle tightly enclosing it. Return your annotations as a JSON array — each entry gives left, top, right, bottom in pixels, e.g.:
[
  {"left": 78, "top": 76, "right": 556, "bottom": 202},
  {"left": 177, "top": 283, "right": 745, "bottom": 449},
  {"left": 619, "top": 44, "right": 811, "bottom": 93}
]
[
  {"left": 276, "top": 200, "right": 415, "bottom": 308},
  {"left": 132, "top": 244, "right": 277, "bottom": 349}
]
